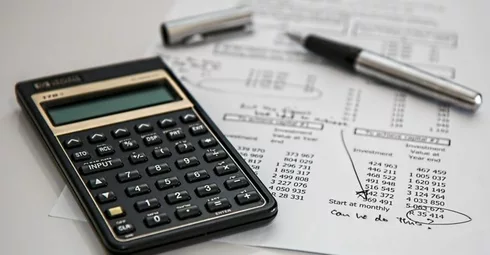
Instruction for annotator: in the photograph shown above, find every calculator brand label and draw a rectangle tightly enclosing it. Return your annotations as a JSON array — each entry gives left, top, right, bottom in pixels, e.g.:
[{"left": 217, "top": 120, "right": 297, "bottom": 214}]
[{"left": 33, "top": 74, "right": 83, "bottom": 91}]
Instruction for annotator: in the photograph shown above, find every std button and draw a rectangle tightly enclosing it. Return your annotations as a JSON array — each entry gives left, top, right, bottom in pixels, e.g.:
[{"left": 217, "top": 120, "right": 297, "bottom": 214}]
[
  {"left": 71, "top": 150, "right": 91, "bottom": 162},
  {"left": 63, "top": 138, "right": 82, "bottom": 149},
  {"left": 114, "top": 223, "right": 135, "bottom": 236},
  {"left": 144, "top": 213, "right": 171, "bottom": 228},
  {"left": 87, "top": 177, "right": 107, "bottom": 189},
  {"left": 96, "top": 145, "right": 115, "bottom": 156}
]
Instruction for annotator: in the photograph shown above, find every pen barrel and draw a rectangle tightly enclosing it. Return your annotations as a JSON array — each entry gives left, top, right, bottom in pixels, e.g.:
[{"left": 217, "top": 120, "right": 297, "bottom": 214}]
[{"left": 354, "top": 51, "right": 482, "bottom": 111}]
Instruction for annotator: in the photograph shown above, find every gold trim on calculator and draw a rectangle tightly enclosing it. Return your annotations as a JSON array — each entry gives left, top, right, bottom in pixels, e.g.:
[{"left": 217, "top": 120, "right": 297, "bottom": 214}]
[
  {"left": 30, "top": 69, "right": 266, "bottom": 242},
  {"left": 32, "top": 70, "right": 193, "bottom": 136}
]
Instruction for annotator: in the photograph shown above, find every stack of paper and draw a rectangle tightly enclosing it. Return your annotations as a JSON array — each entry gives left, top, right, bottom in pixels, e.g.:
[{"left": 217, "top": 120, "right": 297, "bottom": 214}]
[{"left": 51, "top": 0, "right": 490, "bottom": 254}]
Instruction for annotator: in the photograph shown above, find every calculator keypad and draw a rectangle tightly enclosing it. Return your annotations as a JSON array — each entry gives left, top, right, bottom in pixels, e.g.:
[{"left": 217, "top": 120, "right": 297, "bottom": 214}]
[
  {"left": 206, "top": 198, "right": 231, "bottom": 212},
  {"left": 189, "top": 124, "right": 207, "bottom": 136},
  {"left": 72, "top": 150, "right": 91, "bottom": 162},
  {"left": 204, "top": 150, "right": 227, "bottom": 162},
  {"left": 128, "top": 152, "right": 148, "bottom": 164},
  {"left": 135, "top": 123, "right": 153, "bottom": 133},
  {"left": 79, "top": 158, "right": 123, "bottom": 175},
  {"left": 195, "top": 183, "right": 220, "bottom": 197},
  {"left": 214, "top": 163, "right": 238, "bottom": 176},
  {"left": 120, "top": 139, "right": 139, "bottom": 151},
  {"left": 88, "top": 133, "right": 107, "bottom": 144},
  {"left": 224, "top": 177, "right": 249, "bottom": 190},
  {"left": 176, "top": 142, "right": 195, "bottom": 154},
  {"left": 126, "top": 184, "right": 151, "bottom": 197},
  {"left": 114, "top": 223, "right": 135, "bottom": 235},
  {"left": 156, "top": 176, "right": 181, "bottom": 190},
  {"left": 117, "top": 170, "right": 141, "bottom": 183},
  {"left": 152, "top": 147, "right": 172, "bottom": 159},
  {"left": 97, "top": 191, "right": 117, "bottom": 204},
  {"left": 88, "top": 177, "right": 107, "bottom": 189},
  {"left": 165, "top": 190, "right": 191, "bottom": 204},
  {"left": 144, "top": 213, "right": 170, "bottom": 228},
  {"left": 235, "top": 191, "right": 260, "bottom": 205},
  {"left": 158, "top": 118, "right": 176, "bottom": 129},
  {"left": 59, "top": 108, "right": 265, "bottom": 240},
  {"left": 180, "top": 113, "right": 197, "bottom": 123},
  {"left": 106, "top": 206, "right": 125, "bottom": 219},
  {"left": 64, "top": 138, "right": 82, "bottom": 149},
  {"left": 175, "top": 205, "right": 201, "bottom": 220},
  {"left": 111, "top": 128, "right": 130, "bottom": 139},
  {"left": 146, "top": 163, "right": 170, "bottom": 176},
  {"left": 185, "top": 169, "right": 210, "bottom": 183},
  {"left": 135, "top": 198, "right": 160, "bottom": 212},
  {"left": 143, "top": 134, "right": 162, "bottom": 146},
  {"left": 166, "top": 128, "right": 185, "bottom": 141},
  {"left": 175, "top": 156, "right": 199, "bottom": 169},
  {"left": 199, "top": 137, "right": 217, "bottom": 148},
  {"left": 96, "top": 145, "right": 115, "bottom": 156}
]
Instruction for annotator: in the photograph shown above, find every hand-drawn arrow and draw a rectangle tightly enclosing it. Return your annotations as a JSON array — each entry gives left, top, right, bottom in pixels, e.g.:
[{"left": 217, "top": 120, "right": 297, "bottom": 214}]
[{"left": 340, "top": 130, "right": 369, "bottom": 201}]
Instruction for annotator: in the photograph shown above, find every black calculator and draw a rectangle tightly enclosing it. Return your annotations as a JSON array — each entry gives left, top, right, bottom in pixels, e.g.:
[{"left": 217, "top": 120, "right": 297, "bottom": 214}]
[{"left": 15, "top": 57, "right": 277, "bottom": 254}]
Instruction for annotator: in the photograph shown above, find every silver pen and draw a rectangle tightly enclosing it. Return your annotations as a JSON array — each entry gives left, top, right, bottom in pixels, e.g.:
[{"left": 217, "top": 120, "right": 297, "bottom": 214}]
[{"left": 286, "top": 31, "right": 482, "bottom": 112}]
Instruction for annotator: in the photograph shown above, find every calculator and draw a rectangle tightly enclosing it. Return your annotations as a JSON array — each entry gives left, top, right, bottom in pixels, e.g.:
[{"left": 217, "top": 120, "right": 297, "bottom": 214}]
[{"left": 15, "top": 57, "right": 277, "bottom": 254}]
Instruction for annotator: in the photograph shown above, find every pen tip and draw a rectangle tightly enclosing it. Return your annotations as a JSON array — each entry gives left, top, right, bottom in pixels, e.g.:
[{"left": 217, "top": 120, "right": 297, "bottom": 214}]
[{"left": 285, "top": 30, "right": 305, "bottom": 44}]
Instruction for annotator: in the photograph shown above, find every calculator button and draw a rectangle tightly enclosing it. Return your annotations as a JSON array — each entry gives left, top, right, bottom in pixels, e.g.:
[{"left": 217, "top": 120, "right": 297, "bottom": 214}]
[
  {"left": 185, "top": 170, "right": 210, "bottom": 183},
  {"left": 97, "top": 191, "right": 117, "bottom": 204},
  {"left": 88, "top": 177, "right": 107, "bottom": 189},
  {"left": 71, "top": 150, "right": 91, "bottom": 162},
  {"left": 180, "top": 113, "right": 197, "bottom": 123},
  {"left": 146, "top": 163, "right": 171, "bottom": 176},
  {"left": 117, "top": 170, "right": 141, "bottom": 183},
  {"left": 166, "top": 128, "right": 185, "bottom": 141},
  {"left": 195, "top": 183, "right": 220, "bottom": 197},
  {"left": 199, "top": 137, "right": 217, "bottom": 148},
  {"left": 135, "top": 198, "right": 160, "bottom": 212},
  {"left": 214, "top": 163, "right": 238, "bottom": 176},
  {"left": 175, "top": 156, "right": 200, "bottom": 169},
  {"left": 176, "top": 142, "right": 195, "bottom": 154},
  {"left": 235, "top": 191, "right": 260, "bottom": 205},
  {"left": 125, "top": 184, "right": 151, "bottom": 197},
  {"left": 175, "top": 205, "right": 201, "bottom": 220},
  {"left": 79, "top": 158, "right": 123, "bottom": 175},
  {"left": 144, "top": 213, "right": 170, "bottom": 228},
  {"left": 129, "top": 152, "right": 148, "bottom": 164},
  {"left": 114, "top": 223, "right": 135, "bottom": 236},
  {"left": 88, "top": 133, "right": 107, "bottom": 144},
  {"left": 106, "top": 206, "right": 125, "bottom": 219},
  {"left": 63, "top": 138, "right": 82, "bottom": 149},
  {"left": 204, "top": 150, "right": 228, "bottom": 162},
  {"left": 135, "top": 123, "right": 153, "bottom": 133},
  {"left": 165, "top": 190, "right": 191, "bottom": 204},
  {"left": 156, "top": 177, "right": 181, "bottom": 190},
  {"left": 143, "top": 134, "right": 162, "bottom": 146},
  {"left": 158, "top": 118, "right": 176, "bottom": 129},
  {"left": 189, "top": 124, "right": 207, "bottom": 136},
  {"left": 96, "top": 145, "right": 115, "bottom": 156},
  {"left": 206, "top": 198, "right": 231, "bottom": 212},
  {"left": 224, "top": 177, "right": 249, "bottom": 190},
  {"left": 111, "top": 128, "right": 130, "bottom": 138},
  {"left": 153, "top": 147, "right": 172, "bottom": 159},
  {"left": 120, "top": 140, "right": 139, "bottom": 151}
]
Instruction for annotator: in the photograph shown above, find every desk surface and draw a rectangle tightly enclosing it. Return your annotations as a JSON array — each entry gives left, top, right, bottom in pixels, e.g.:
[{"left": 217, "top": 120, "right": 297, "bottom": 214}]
[{"left": 0, "top": 1, "right": 304, "bottom": 254}]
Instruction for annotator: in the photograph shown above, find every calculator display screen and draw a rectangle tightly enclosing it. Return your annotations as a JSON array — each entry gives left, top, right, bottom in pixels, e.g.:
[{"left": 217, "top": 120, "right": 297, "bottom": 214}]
[{"left": 45, "top": 82, "right": 179, "bottom": 126}]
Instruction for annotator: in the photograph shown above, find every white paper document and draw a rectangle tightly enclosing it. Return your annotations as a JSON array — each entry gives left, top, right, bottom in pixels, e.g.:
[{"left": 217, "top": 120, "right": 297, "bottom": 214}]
[{"left": 51, "top": 0, "right": 490, "bottom": 254}]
